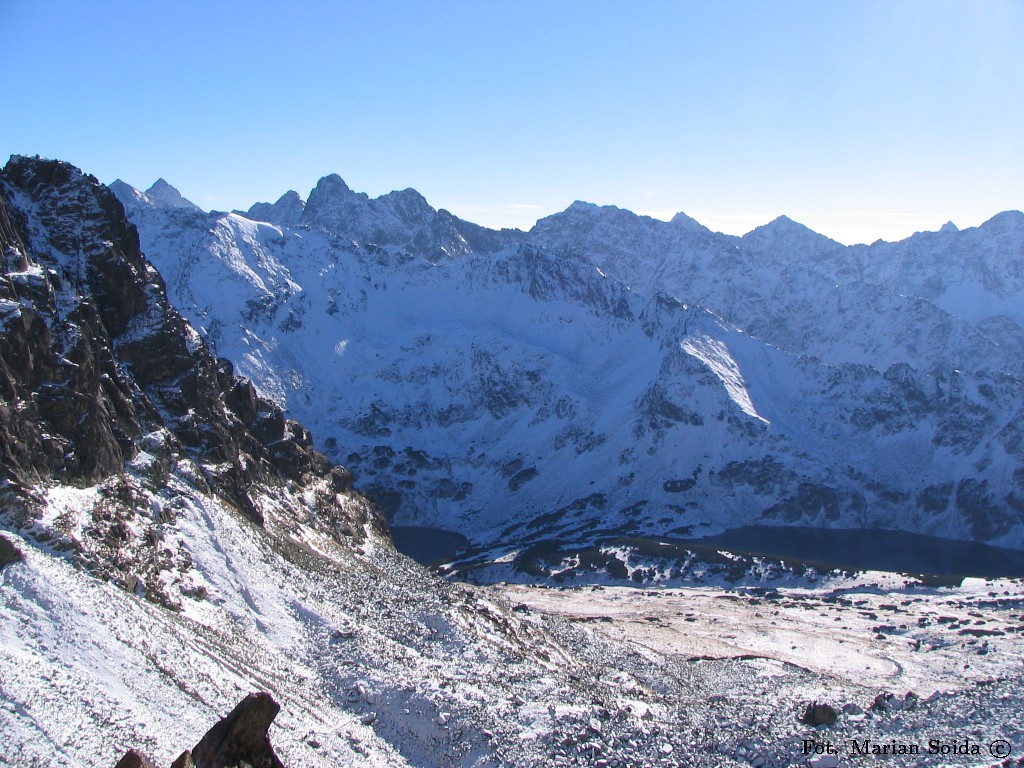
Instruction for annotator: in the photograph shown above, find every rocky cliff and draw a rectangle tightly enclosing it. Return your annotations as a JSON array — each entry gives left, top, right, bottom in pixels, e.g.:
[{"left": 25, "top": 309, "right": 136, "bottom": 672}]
[{"left": 0, "top": 156, "right": 381, "bottom": 607}]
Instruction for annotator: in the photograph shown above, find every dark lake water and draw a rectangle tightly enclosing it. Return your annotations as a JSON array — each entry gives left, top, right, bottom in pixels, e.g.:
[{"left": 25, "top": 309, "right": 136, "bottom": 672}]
[
  {"left": 683, "top": 526, "right": 1024, "bottom": 579},
  {"left": 391, "top": 523, "right": 1024, "bottom": 579},
  {"left": 390, "top": 526, "right": 469, "bottom": 565}
]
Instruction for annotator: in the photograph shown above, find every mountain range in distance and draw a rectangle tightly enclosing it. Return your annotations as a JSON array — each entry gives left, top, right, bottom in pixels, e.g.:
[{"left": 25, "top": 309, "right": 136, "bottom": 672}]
[{"left": 107, "top": 169, "right": 1024, "bottom": 580}]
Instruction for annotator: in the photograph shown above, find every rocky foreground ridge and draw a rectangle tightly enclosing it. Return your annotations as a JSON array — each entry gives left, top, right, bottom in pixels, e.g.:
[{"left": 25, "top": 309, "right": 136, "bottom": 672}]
[
  {"left": 0, "top": 156, "right": 380, "bottom": 605},
  {"left": 114, "top": 692, "right": 284, "bottom": 768}
]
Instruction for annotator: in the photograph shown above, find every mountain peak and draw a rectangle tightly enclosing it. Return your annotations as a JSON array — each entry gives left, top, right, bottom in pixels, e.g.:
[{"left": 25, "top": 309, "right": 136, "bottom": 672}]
[
  {"left": 246, "top": 190, "right": 305, "bottom": 227},
  {"left": 301, "top": 174, "right": 370, "bottom": 232},
  {"left": 109, "top": 179, "right": 149, "bottom": 208},
  {"left": 765, "top": 214, "right": 800, "bottom": 229},
  {"left": 144, "top": 178, "right": 201, "bottom": 211},
  {"left": 979, "top": 210, "right": 1024, "bottom": 234},
  {"left": 377, "top": 187, "right": 435, "bottom": 228},
  {"left": 561, "top": 201, "right": 637, "bottom": 222},
  {"left": 310, "top": 173, "right": 355, "bottom": 197},
  {"left": 744, "top": 215, "right": 832, "bottom": 244},
  {"left": 669, "top": 211, "right": 710, "bottom": 234},
  {"left": 939, "top": 220, "right": 959, "bottom": 234},
  {"left": 382, "top": 186, "right": 429, "bottom": 206}
]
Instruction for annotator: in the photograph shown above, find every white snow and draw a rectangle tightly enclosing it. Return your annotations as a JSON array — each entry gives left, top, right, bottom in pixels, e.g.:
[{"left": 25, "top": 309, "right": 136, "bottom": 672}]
[{"left": 682, "top": 332, "right": 767, "bottom": 423}]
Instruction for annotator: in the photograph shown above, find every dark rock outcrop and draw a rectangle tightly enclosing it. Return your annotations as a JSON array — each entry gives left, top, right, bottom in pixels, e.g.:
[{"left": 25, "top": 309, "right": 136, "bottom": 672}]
[
  {"left": 0, "top": 534, "right": 20, "bottom": 568},
  {"left": 115, "top": 693, "right": 284, "bottom": 768},
  {"left": 114, "top": 750, "right": 158, "bottom": 768},
  {"left": 0, "top": 156, "right": 385, "bottom": 596},
  {"left": 801, "top": 702, "right": 838, "bottom": 726},
  {"left": 187, "top": 692, "right": 284, "bottom": 768}
]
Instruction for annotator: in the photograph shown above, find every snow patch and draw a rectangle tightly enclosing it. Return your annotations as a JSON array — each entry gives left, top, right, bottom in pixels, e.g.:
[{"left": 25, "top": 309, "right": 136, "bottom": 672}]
[{"left": 681, "top": 333, "right": 768, "bottom": 423}]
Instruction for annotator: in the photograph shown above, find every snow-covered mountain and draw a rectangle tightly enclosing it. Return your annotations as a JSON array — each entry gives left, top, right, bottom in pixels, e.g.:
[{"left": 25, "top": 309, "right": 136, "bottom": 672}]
[
  {"left": 111, "top": 173, "right": 1024, "bottom": 561},
  {"left": 6, "top": 156, "right": 1024, "bottom": 768},
  {"left": 530, "top": 203, "right": 1024, "bottom": 375},
  {"left": 2, "top": 156, "right": 756, "bottom": 767}
]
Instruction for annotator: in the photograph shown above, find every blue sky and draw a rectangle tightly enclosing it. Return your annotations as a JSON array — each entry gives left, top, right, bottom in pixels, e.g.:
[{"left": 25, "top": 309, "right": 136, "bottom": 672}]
[{"left": 3, "top": 0, "right": 1021, "bottom": 244}]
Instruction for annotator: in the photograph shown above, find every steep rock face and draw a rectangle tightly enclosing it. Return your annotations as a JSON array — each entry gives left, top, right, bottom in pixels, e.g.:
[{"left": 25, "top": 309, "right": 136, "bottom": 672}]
[
  {"left": 113, "top": 174, "right": 1024, "bottom": 553},
  {"left": 0, "top": 157, "right": 382, "bottom": 603},
  {"left": 299, "top": 173, "right": 519, "bottom": 258}
]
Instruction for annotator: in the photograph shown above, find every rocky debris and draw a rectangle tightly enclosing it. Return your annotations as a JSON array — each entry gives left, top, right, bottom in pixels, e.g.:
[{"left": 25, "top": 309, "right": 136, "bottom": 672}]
[
  {"left": 872, "top": 691, "right": 920, "bottom": 713},
  {"left": 114, "top": 693, "right": 284, "bottom": 768}
]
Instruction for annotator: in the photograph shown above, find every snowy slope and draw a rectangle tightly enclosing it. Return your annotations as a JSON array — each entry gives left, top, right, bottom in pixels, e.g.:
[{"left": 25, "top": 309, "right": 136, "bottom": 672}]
[
  {"left": 114, "top": 177, "right": 1024, "bottom": 554},
  {"left": 1, "top": 156, "right": 777, "bottom": 768}
]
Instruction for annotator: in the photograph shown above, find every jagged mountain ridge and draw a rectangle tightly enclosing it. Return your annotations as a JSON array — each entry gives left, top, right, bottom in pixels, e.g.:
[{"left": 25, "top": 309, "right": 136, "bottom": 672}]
[
  {"left": 5, "top": 156, "right": 795, "bottom": 767},
  {"left": 112, "top": 171, "right": 1024, "bottom": 556},
  {"left": 530, "top": 203, "right": 1024, "bottom": 375},
  {"left": 0, "top": 156, "right": 383, "bottom": 605}
]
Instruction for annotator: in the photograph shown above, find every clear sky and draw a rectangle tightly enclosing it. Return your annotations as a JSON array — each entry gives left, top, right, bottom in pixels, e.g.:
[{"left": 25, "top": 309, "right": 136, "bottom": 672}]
[{"left": 2, "top": 0, "right": 1021, "bottom": 244}]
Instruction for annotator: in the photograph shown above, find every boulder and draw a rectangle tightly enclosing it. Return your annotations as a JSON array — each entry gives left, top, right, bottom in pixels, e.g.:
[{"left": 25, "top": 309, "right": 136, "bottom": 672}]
[
  {"left": 114, "top": 750, "right": 158, "bottom": 768},
  {"left": 114, "top": 693, "right": 284, "bottom": 768},
  {"left": 189, "top": 692, "right": 285, "bottom": 768},
  {"left": 0, "top": 534, "right": 22, "bottom": 568},
  {"left": 801, "top": 702, "right": 838, "bottom": 726}
]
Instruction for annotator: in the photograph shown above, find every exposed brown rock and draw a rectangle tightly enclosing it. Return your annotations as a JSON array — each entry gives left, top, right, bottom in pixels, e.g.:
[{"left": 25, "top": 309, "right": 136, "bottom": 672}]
[
  {"left": 0, "top": 156, "right": 384, "bottom": 588},
  {"left": 0, "top": 534, "right": 21, "bottom": 568},
  {"left": 114, "top": 693, "right": 284, "bottom": 768},
  {"left": 114, "top": 749, "right": 158, "bottom": 768},
  {"left": 188, "top": 693, "right": 284, "bottom": 768}
]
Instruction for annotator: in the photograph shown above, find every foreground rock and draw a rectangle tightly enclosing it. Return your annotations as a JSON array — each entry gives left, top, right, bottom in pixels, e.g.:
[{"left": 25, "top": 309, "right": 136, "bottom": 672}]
[
  {"left": 115, "top": 693, "right": 284, "bottom": 768},
  {"left": 801, "top": 702, "right": 838, "bottom": 727},
  {"left": 0, "top": 533, "right": 21, "bottom": 568}
]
